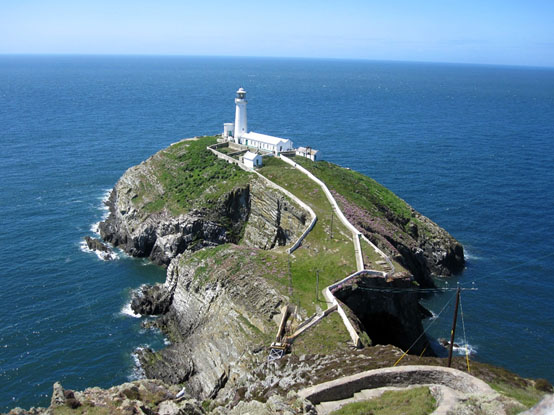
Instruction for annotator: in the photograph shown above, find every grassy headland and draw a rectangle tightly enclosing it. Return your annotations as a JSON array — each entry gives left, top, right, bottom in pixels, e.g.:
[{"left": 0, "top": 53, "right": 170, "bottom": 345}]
[{"left": 132, "top": 136, "right": 251, "bottom": 215}]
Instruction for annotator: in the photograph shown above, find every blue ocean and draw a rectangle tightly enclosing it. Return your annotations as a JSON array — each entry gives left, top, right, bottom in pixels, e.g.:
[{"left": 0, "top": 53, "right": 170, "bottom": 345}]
[{"left": 1, "top": 56, "right": 553, "bottom": 411}]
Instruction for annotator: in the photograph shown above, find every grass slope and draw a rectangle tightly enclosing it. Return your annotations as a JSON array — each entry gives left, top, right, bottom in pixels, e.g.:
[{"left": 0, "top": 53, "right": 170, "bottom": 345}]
[
  {"left": 258, "top": 157, "right": 358, "bottom": 313},
  {"left": 291, "top": 156, "right": 421, "bottom": 237},
  {"left": 134, "top": 136, "right": 251, "bottom": 215},
  {"left": 329, "top": 387, "right": 436, "bottom": 415}
]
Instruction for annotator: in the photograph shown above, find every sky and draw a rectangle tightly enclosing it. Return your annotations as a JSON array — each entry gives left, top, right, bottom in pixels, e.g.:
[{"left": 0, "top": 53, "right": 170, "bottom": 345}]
[{"left": 1, "top": 0, "right": 553, "bottom": 67}]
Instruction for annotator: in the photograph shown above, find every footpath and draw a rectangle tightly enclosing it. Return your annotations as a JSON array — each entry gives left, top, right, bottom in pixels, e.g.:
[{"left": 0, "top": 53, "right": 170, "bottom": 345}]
[{"left": 209, "top": 142, "right": 395, "bottom": 348}]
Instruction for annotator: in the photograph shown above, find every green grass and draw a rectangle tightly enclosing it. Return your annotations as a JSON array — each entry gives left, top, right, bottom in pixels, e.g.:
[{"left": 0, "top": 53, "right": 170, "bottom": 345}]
[
  {"left": 52, "top": 403, "right": 112, "bottom": 415},
  {"left": 258, "top": 157, "right": 358, "bottom": 314},
  {"left": 292, "top": 156, "right": 421, "bottom": 236},
  {"left": 291, "top": 312, "right": 352, "bottom": 355},
  {"left": 490, "top": 382, "right": 544, "bottom": 411},
  {"left": 134, "top": 136, "right": 251, "bottom": 215},
  {"left": 329, "top": 387, "right": 436, "bottom": 415}
]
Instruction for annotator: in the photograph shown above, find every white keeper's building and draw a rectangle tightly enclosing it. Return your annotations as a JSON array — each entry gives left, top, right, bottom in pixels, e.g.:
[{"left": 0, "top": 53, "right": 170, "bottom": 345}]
[{"left": 222, "top": 88, "right": 294, "bottom": 155}]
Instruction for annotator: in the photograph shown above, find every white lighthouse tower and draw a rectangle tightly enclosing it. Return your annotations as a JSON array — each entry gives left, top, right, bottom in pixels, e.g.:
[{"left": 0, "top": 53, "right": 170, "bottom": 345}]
[{"left": 234, "top": 87, "right": 248, "bottom": 141}]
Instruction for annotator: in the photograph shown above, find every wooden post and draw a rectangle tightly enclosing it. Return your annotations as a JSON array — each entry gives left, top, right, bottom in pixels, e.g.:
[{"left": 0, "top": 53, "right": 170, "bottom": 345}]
[
  {"left": 288, "top": 258, "right": 293, "bottom": 297},
  {"left": 316, "top": 270, "right": 320, "bottom": 302},
  {"left": 447, "top": 286, "right": 461, "bottom": 367}
]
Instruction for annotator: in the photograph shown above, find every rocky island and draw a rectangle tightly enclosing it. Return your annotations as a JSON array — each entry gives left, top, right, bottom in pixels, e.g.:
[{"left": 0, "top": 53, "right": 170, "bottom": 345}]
[{"left": 8, "top": 136, "right": 551, "bottom": 415}]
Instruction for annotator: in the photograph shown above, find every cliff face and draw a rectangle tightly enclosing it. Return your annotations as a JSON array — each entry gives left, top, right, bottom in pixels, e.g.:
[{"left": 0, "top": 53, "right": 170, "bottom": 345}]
[
  {"left": 290, "top": 158, "right": 465, "bottom": 287},
  {"left": 133, "top": 245, "right": 286, "bottom": 399},
  {"left": 99, "top": 138, "right": 306, "bottom": 266},
  {"left": 332, "top": 190, "right": 464, "bottom": 286},
  {"left": 96, "top": 137, "right": 468, "bottom": 406},
  {"left": 332, "top": 273, "right": 432, "bottom": 355}
]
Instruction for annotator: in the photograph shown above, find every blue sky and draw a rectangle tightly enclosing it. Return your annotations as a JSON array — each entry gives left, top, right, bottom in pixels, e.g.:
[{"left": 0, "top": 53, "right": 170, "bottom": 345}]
[{"left": 1, "top": 0, "right": 553, "bottom": 67}]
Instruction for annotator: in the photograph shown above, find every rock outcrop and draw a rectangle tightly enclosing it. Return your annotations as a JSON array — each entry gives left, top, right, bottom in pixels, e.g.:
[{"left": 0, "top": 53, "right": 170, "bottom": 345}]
[
  {"left": 332, "top": 190, "right": 464, "bottom": 287},
  {"left": 83, "top": 236, "right": 115, "bottom": 260},
  {"left": 99, "top": 139, "right": 306, "bottom": 266},
  {"left": 331, "top": 273, "right": 433, "bottom": 355},
  {"left": 134, "top": 245, "right": 287, "bottom": 399}
]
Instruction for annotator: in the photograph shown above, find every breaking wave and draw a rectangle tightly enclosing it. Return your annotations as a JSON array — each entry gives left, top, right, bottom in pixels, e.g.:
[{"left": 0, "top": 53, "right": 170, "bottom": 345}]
[{"left": 120, "top": 301, "right": 141, "bottom": 318}]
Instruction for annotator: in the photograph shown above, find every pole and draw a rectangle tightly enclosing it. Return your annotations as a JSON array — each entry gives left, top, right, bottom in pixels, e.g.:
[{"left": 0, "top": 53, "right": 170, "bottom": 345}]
[
  {"left": 330, "top": 213, "right": 334, "bottom": 239},
  {"left": 316, "top": 270, "right": 320, "bottom": 302},
  {"left": 288, "top": 258, "right": 293, "bottom": 297},
  {"left": 447, "top": 286, "right": 461, "bottom": 367}
]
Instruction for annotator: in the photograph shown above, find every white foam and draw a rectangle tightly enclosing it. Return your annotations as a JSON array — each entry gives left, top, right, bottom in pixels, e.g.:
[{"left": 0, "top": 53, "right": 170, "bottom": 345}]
[
  {"left": 464, "top": 249, "right": 482, "bottom": 261},
  {"left": 128, "top": 347, "right": 146, "bottom": 381},
  {"left": 99, "top": 188, "right": 112, "bottom": 204},
  {"left": 454, "top": 342, "right": 477, "bottom": 355},
  {"left": 88, "top": 188, "right": 112, "bottom": 238},
  {"left": 90, "top": 221, "right": 100, "bottom": 234},
  {"left": 121, "top": 301, "right": 141, "bottom": 318},
  {"left": 79, "top": 240, "right": 119, "bottom": 261}
]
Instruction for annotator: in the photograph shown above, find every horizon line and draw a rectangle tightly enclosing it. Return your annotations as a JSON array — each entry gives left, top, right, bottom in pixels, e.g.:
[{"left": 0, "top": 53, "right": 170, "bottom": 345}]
[{"left": 1, "top": 52, "right": 553, "bottom": 70}]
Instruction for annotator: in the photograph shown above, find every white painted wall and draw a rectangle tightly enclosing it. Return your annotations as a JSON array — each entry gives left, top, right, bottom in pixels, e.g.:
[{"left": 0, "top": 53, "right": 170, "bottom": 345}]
[
  {"left": 234, "top": 89, "right": 247, "bottom": 139},
  {"left": 223, "top": 123, "right": 234, "bottom": 139}
]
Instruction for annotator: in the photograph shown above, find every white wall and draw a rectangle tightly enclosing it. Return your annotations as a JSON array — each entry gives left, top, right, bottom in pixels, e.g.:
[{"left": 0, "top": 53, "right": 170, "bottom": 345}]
[{"left": 234, "top": 100, "right": 247, "bottom": 138}]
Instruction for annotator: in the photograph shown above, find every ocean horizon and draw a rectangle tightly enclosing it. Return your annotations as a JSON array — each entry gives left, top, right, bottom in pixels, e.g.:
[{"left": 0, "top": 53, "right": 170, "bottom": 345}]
[{"left": 1, "top": 55, "right": 553, "bottom": 411}]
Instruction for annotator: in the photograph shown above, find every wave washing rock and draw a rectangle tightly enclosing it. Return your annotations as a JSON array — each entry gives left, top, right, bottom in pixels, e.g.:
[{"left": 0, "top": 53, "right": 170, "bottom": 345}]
[{"left": 83, "top": 236, "right": 116, "bottom": 260}]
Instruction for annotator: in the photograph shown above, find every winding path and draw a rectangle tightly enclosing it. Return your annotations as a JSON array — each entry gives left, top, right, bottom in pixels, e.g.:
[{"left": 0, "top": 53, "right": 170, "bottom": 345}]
[{"left": 209, "top": 143, "right": 394, "bottom": 347}]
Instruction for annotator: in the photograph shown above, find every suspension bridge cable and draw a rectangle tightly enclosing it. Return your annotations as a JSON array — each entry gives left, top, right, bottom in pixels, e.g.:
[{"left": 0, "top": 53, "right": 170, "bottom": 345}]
[
  {"left": 353, "top": 286, "right": 477, "bottom": 294},
  {"left": 460, "top": 251, "right": 554, "bottom": 286},
  {"left": 393, "top": 291, "right": 457, "bottom": 367}
]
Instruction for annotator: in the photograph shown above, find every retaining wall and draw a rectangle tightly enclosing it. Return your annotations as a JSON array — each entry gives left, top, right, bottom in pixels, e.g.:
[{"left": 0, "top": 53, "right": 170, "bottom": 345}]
[{"left": 298, "top": 365, "right": 496, "bottom": 404}]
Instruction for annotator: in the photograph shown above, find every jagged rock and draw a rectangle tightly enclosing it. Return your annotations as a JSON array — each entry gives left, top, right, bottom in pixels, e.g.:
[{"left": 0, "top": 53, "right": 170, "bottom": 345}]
[
  {"left": 242, "top": 180, "right": 306, "bottom": 249},
  {"left": 137, "top": 245, "right": 285, "bottom": 399},
  {"left": 84, "top": 236, "right": 110, "bottom": 253},
  {"left": 158, "top": 400, "right": 205, "bottom": 415},
  {"left": 136, "top": 346, "right": 195, "bottom": 384},
  {"left": 83, "top": 236, "right": 115, "bottom": 260},
  {"left": 50, "top": 382, "right": 65, "bottom": 408},
  {"left": 131, "top": 283, "right": 173, "bottom": 315},
  {"left": 99, "top": 168, "right": 305, "bottom": 267}
]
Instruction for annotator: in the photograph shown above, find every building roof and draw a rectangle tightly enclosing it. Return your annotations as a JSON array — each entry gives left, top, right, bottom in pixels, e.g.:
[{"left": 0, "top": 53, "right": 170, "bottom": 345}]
[
  {"left": 243, "top": 151, "right": 261, "bottom": 161},
  {"left": 242, "top": 132, "right": 290, "bottom": 145},
  {"left": 297, "top": 147, "right": 319, "bottom": 154}
]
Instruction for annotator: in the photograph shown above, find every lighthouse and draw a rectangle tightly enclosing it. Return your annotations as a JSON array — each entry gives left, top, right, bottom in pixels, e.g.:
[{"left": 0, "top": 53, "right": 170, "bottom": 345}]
[{"left": 234, "top": 87, "right": 247, "bottom": 140}]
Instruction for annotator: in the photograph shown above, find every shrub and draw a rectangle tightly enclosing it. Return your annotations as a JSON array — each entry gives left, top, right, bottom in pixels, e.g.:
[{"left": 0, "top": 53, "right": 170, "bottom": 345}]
[{"left": 535, "top": 378, "right": 553, "bottom": 392}]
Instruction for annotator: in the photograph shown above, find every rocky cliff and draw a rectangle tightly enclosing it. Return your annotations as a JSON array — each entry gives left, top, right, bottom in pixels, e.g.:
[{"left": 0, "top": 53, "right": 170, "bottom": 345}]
[
  {"left": 133, "top": 245, "right": 286, "bottom": 399},
  {"left": 8, "top": 136, "right": 549, "bottom": 415},
  {"left": 98, "top": 137, "right": 467, "bottom": 401},
  {"left": 291, "top": 158, "right": 465, "bottom": 287},
  {"left": 99, "top": 138, "right": 306, "bottom": 266}
]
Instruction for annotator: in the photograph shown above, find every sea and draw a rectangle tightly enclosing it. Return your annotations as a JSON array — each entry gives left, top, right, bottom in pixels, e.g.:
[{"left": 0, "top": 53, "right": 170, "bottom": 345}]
[{"left": 0, "top": 55, "right": 553, "bottom": 411}]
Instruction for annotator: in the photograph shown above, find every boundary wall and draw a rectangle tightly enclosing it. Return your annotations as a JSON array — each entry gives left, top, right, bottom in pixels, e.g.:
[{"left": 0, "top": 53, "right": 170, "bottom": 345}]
[
  {"left": 279, "top": 154, "right": 401, "bottom": 347},
  {"left": 278, "top": 155, "right": 395, "bottom": 273},
  {"left": 298, "top": 365, "right": 497, "bottom": 405},
  {"left": 323, "top": 269, "right": 387, "bottom": 348}
]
